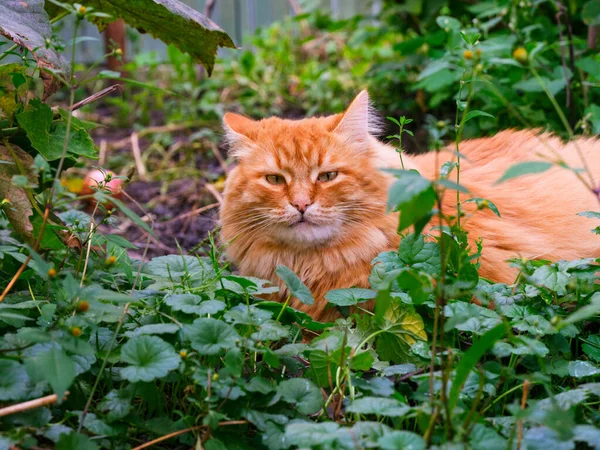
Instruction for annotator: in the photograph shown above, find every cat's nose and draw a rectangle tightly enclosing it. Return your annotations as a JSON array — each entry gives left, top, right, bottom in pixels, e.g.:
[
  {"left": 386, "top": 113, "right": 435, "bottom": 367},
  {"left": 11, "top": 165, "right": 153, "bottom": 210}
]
[{"left": 291, "top": 199, "right": 312, "bottom": 213}]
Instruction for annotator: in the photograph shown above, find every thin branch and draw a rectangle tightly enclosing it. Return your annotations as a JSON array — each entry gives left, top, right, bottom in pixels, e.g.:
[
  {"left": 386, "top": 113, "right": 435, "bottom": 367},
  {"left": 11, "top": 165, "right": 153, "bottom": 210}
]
[
  {"left": 71, "top": 84, "right": 122, "bottom": 111},
  {"left": 0, "top": 392, "right": 69, "bottom": 417},
  {"left": 130, "top": 132, "right": 148, "bottom": 181}
]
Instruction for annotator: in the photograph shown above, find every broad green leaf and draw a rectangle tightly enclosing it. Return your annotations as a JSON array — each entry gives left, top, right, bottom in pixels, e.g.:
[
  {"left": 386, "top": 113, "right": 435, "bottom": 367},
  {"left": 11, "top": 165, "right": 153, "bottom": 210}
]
[
  {"left": 375, "top": 302, "right": 427, "bottom": 363},
  {"left": 275, "top": 265, "right": 314, "bottom": 305},
  {"left": 582, "top": 336, "right": 600, "bottom": 362},
  {"left": 284, "top": 422, "right": 339, "bottom": 448},
  {"left": 56, "top": 432, "right": 98, "bottom": 450},
  {"left": 98, "top": 389, "right": 132, "bottom": 421},
  {"left": 165, "top": 293, "right": 225, "bottom": 315},
  {"left": 251, "top": 320, "right": 289, "bottom": 341},
  {"left": 120, "top": 335, "right": 180, "bottom": 382},
  {"left": 185, "top": 318, "right": 239, "bottom": 355},
  {"left": 568, "top": 361, "right": 600, "bottom": 378},
  {"left": 0, "top": 360, "right": 30, "bottom": 400},
  {"left": 324, "top": 288, "right": 376, "bottom": 306},
  {"left": 78, "top": 412, "right": 119, "bottom": 436},
  {"left": 346, "top": 397, "right": 411, "bottom": 417},
  {"left": 124, "top": 323, "right": 181, "bottom": 337},
  {"left": 47, "top": 0, "right": 236, "bottom": 75},
  {"left": 378, "top": 431, "right": 425, "bottom": 450},
  {"left": 0, "top": 143, "right": 35, "bottom": 243},
  {"left": 387, "top": 171, "right": 436, "bottom": 231},
  {"left": 577, "top": 211, "right": 600, "bottom": 219},
  {"left": 469, "top": 424, "right": 507, "bottom": 450},
  {"left": 396, "top": 269, "right": 434, "bottom": 305},
  {"left": 495, "top": 161, "right": 553, "bottom": 184},
  {"left": 436, "top": 15, "right": 461, "bottom": 31},
  {"left": 0, "top": 0, "right": 69, "bottom": 98},
  {"left": 462, "top": 110, "right": 495, "bottom": 123},
  {"left": 448, "top": 324, "right": 505, "bottom": 414},
  {"left": 523, "top": 427, "right": 573, "bottom": 450},
  {"left": 582, "top": 0, "right": 600, "bottom": 26},
  {"left": 561, "top": 293, "right": 600, "bottom": 326},
  {"left": 16, "top": 101, "right": 97, "bottom": 161},
  {"left": 530, "top": 264, "right": 569, "bottom": 295},
  {"left": 146, "top": 254, "right": 213, "bottom": 280},
  {"left": 25, "top": 346, "right": 76, "bottom": 400},
  {"left": 277, "top": 378, "right": 322, "bottom": 415},
  {"left": 351, "top": 377, "right": 395, "bottom": 397}
]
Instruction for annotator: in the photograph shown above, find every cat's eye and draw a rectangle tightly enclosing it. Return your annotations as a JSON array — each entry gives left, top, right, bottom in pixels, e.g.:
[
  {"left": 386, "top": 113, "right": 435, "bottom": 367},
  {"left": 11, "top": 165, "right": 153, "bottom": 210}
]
[
  {"left": 317, "top": 171, "right": 338, "bottom": 182},
  {"left": 266, "top": 174, "right": 285, "bottom": 185}
]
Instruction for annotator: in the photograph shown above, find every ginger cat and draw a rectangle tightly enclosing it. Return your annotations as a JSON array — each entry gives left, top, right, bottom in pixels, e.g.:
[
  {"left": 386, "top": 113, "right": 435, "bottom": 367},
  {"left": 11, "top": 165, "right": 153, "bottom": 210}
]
[{"left": 220, "top": 91, "right": 600, "bottom": 322}]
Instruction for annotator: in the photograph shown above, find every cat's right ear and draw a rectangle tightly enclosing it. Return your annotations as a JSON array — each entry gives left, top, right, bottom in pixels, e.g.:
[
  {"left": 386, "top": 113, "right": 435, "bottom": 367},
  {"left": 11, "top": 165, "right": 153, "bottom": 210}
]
[{"left": 223, "top": 113, "right": 258, "bottom": 159}]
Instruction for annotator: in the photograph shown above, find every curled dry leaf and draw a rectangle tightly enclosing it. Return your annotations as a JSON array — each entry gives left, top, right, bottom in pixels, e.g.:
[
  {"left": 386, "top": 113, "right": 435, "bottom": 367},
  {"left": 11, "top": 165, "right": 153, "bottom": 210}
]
[
  {"left": 0, "top": 0, "right": 70, "bottom": 99},
  {"left": 0, "top": 143, "right": 35, "bottom": 244}
]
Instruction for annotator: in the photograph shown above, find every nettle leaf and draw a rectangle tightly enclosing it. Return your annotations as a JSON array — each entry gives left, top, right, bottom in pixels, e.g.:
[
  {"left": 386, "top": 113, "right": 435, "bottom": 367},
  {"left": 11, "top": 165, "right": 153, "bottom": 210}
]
[
  {"left": 275, "top": 265, "right": 314, "bottom": 305},
  {"left": 398, "top": 233, "right": 441, "bottom": 275},
  {"left": 24, "top": 346, "right": 75, "bottom": 400},
  {"left": 496, "top": 161, "right": 553, "bottom": 184},
  {"left": 387, "top": 171, "right": 436, "bottom": 231},
  {"left": 185, "top": 318, "right": 239, "bottom": 355},
  {"left": 347, "top": 397, "right": 411, "bottom": 417},
  {"left": 0, "top": 0, "right": 69, "bottom": 98},
  {"left": 165, "top": 293, "right": 226, "bottom": 316},
  {"left": 325, "top": 288, "right": 376, "bottom": 306},
  {"left": 0, "top": 360, "right": 30, "bottom": 401},
  {"left": 16, "top": 101, "right": 97, "bottom": 161},
  {"left": 378, "top": 431, "right": 425, "bottom": 450},
  {"left": 120, "top": 335, "right": 180, "bottom": 382},
  {"left": 277, "top": 378, "right": 322, "bottom": 415},
  {"left": 375, "top": 302, "right": 427, "bottom": 363},
  {"left": 124, "top": 323, "right": 181, "bottom": 337},
  {"left": 146, "top": 254, "right": 214, "bottom": 281},
  {"left": 49, "top": 0, "right": 235, "bottom": 75},
  {"left": 568, "top": 361, "right": 600, "bottom": 378}
]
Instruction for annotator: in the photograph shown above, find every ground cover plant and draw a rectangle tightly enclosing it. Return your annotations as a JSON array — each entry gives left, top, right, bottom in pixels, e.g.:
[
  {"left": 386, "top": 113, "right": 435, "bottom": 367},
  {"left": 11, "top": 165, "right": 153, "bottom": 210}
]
[{"left": 1, "top": 0, "right": 599, "bottom": 449}]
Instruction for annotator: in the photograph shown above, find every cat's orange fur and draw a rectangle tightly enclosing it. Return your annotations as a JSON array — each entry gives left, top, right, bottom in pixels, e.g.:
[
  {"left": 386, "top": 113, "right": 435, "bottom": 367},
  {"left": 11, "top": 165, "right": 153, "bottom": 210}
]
[{"left": 220, "top": 91, "right": 600, "bottom": 321}]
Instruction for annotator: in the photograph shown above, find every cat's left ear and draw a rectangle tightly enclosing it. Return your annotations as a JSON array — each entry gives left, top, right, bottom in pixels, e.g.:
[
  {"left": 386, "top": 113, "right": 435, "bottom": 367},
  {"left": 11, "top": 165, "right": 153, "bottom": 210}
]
[
  {"left": 223, "top": 112, "right": 258, "bottom": 158},
  {"left": 333, "top": 90, "right": 380, "bottom": 144}
]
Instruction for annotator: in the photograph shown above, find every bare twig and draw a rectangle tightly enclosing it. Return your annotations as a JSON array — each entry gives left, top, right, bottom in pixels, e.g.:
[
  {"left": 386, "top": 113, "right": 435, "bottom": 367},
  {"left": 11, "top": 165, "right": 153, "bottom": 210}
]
[
  {"left": 130, "top": 132, "right": 148, "bottom": 181},
  {"left": 517, "top": 380, "right": 531, "bottom": 450},
  {"left": 206, "top": 141, "right": 229, "bottom": 174},
  {"left": 205, "top": 184, "right": 224, "bottom": 204},
  {"left": 131, "top": 420, "right": 247, "bottom": 450},
  {"left": 160, "top": 202, "right": 219, "bottom": 225},
  {"left": 71, "top": 84, "right": 122, "bottom": 112},
  {"left": 0, "top": 392, "right": 69, "bottom": 417},
  {"left": 204, "top": 0, "right": 216, "bottom": 17}
]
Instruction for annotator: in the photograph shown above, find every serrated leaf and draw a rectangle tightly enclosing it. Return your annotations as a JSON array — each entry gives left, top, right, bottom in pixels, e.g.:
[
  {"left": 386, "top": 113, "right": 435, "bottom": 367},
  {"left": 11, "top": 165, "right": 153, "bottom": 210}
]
[
  {"left": 0, "top": 0, "right": 69, "bottom": 98},
  {"left": 375, "top": 303, "right": 427, "bottom": 363},
  {"left": 185, "top": 317, "right": 239, "bottom": 355},
  {"left": 24, "top": 347, "right": 75, "bottom": 400},
  {"left": 496, "top": 161, "right": 553, "bottom": 184},
  {"left": 120, "top": 335, "right": 180, "bottom": 382},
  {"left": 146, "top": 254, "right": 213, "bottom": 281},
  {"left": 324, "top": 288, "right": 376, "bottom": 306},
  {"left": 387, "top": 171, "right": 436, "bottom": 231},
  {"left": 275, "top": 265, "right": 314, "bottom": 305},
  {"left": 98, "top": 389, "right": 132, "bottom": 421},
  {"left": 378, "top": 431, "right": 425, "bottom": 450},
  {"left": 277, "top": 378, "right": 322, "bottom": 415},
  {"left": 346, "top": 397, "right": 411, "bottom": 417},
  {"left": 48, "top": 0, "right": 235, "bottom": 75}
]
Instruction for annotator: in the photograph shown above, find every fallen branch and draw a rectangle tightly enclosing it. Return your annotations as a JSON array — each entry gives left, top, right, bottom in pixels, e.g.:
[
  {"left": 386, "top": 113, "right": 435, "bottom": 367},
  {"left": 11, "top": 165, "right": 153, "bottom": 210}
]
[
  {"left": 131, "top": 420, "right": 248, "bottom": 450},
  {"left": 0, "top": 392, "right": 69, "bottom": 417}
]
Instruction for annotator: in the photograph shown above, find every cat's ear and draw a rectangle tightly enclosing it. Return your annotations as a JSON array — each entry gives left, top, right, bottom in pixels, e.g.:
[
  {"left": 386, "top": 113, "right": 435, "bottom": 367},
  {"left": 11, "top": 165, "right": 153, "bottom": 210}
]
[
  {"left": 223, "top": 112, "right": 257, "bottom": 158},
  {"left": 333, "top": 90, "right": 380, "bottom": 144}
]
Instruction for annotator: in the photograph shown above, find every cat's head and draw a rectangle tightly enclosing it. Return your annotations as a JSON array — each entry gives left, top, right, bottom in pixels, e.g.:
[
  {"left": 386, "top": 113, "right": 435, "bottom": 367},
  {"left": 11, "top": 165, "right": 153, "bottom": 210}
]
[{"left": 220, "top": 91, "right": 388, "bottom": 247}]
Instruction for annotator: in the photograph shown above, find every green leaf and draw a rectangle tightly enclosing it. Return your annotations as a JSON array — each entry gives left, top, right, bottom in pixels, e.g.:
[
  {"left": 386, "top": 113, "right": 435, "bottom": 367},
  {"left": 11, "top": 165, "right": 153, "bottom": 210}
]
[
  {"left": 185, "top": 318, "right": 239, "bottom": 355},
  {"left": 530, "top": 264, "right": 569, "bottom": 295},
  {"left": 165, "top": 293, "right": 226, "bottom": 316},
  {"left": 436, "top": 178, "right": 470, "bottom": 193},
  {"left": 275, "top": 265, "right": 314, "bottom": 305},
  {"left": 16, "top": 101, "right": 97, "bottom": 161},
  {"left": 436, "top": 15, "right": 461, "bottom": 31},
  {"left": 387, "top": 171, "right": 436, "bottom": 231},
  {"left": 146, "top": 254, "right": 213, "bottom": 281},
  {"left": 561, "top": 293, "right": 600, "bottom": 326},
  {"left": 495, "top": 161, "right": 553, "bottom": 184},
  {"left": 284, "top": 422, "right": 339, "bottom": 448},
  {"left": 448, "top": 324, "right": 505, "bottom": 414},
  {"left": 582, "top": 0, "right": 600, "bottom": 26},
  {"left": 251, "top": 320, "right": 289, "bottom": 341},
  {"left": 24, "top": 346, "right": 75, "bottom": 400},
  {"left": 0, "top": 360, "right": 30, "bottom": 401},
  {"left": 469, "top": 424, "right": 507, "bottom": 450},
  {"left": 277, "top": 378, "right": 322, "bottom": 415},
  {"left": 224, "top": 348, "right": 243, "bottom": 378},
  {"left": 346, "top": 397, "right": 411, "bottom": 417},
  {"left": 120, "top": 336, "right": 180, "bottom": 382},
  {"left": 49, "top": 0, "right": 236, "bottom": 75},
  {"left": 375, "top": 303, "right": 428, "bottom": 363},
  {"left": 378, "top": 431, "right": 425, "bottom": 450},
  {"left": 124, "top": 323, "right": 181, "bottom": 337},
  {"left": 568, "top": 361, "right": 600, "bottom": 378},
  {"left": 56, "top": 432, "right": 98, "bottom": 450},
  {"left": 106, "top": 195, "right": 154, "bottom": 235},
  {"left": 98, "top": 389, "right": 132, "bottom": 421},
  {"left": 577, "top": 211, "right": 600, "bottom": 219},
  {"left": 464, "top": 198, "right": 501, "bottom": 217},
  {"left": 398, "top": 233, "right": 441, "bottom": 275},
  {"left": 325, "top": 288, "right": 376, "bottom": 306},
  {"left": 0, "top": 0, "right": 70, "bottom": 98},
  {"left": 463, "top": 110, "right": 495, "bottom": 123}
]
